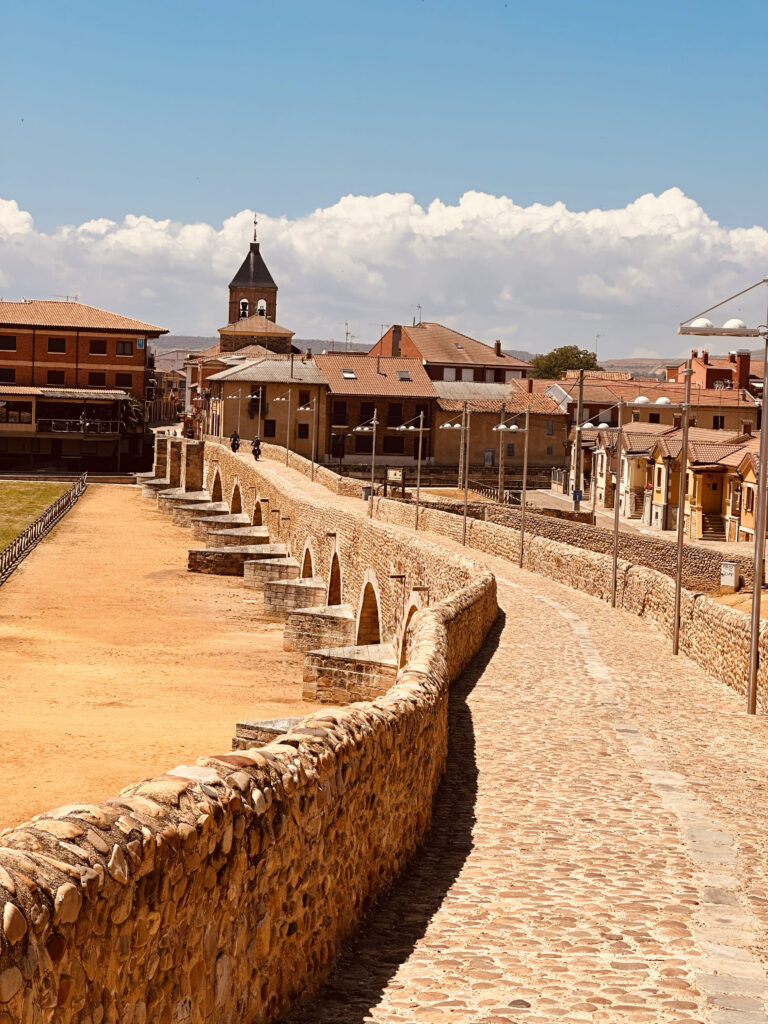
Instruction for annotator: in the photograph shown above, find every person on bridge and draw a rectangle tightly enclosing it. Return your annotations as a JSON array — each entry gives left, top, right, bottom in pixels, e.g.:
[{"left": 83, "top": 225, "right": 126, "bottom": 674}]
[
  {"left": 251, "top": 436, "right": 261, "bottom": 461},
  {"left": 229, "top": 430, "right": 241, "bottom": 453}
]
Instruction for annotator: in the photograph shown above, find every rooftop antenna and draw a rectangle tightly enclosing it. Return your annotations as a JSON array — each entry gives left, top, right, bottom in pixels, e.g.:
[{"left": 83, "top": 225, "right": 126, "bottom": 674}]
[
  {"left": 253, "top": 215, "right": 258, "bottom": 242},
  {"left": 416, "top": 304, "right": 422, "bottom": 324},
  {"left": 54, "top": 294, "right": 79, "bottom": 302},
  {"left": 344, "top": 322, "right": 357, "bottom": 351}
]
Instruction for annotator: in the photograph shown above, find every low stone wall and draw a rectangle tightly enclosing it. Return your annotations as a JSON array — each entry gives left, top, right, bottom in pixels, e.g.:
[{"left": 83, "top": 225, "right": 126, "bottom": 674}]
[
  {"left": 303, "top": 646, "right": 398, "bottom": 704},
  {"left": 484, "top": 503, "right": 750, "bottom": 592},
  {"left": 284, "top": 607, "right": 356, "bottom": 653},
  {"left": 0, "top": 443, "right": 498, "bottom": 1024}
]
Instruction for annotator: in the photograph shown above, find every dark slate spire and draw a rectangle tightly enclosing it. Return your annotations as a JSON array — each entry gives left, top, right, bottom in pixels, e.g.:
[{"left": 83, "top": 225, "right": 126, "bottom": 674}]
[{"left": 228, "top": 242, "right": 277, "bottom": 290}]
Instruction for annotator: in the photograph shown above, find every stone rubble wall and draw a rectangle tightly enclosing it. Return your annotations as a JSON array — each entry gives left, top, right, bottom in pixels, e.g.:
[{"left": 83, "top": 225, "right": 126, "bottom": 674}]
[
  {"left": 283, "top": 608, "right": 357, "bottom": 654},
  {"left": 483, "top": 503, "right": 752, "bottom": 591},
  {"left": 373, "top": 493, "right": 768, "bottom": 711},
  {"left": 0, "top": 443, "right": 497, "bottom": 1024}
]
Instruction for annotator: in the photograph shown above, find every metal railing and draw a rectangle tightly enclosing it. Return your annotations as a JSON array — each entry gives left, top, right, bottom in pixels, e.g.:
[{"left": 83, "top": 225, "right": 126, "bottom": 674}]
[
  {"left": 0, "top": 473, "right": 88, "bottom": 584},
  {"left": 36, "top": 419, "right": 120, "bottom": 434}
]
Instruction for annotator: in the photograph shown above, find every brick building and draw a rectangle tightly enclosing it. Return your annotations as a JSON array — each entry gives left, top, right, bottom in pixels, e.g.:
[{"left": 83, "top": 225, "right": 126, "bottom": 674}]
[
  {"left": 665, "top": 348, "right": 764, "bottom": 395},
  {"left": 0, "top": 300, "right": 166, "bottom": 399},
  {"left": 369, "top": 322, "right": 530, "bottom": 382}
]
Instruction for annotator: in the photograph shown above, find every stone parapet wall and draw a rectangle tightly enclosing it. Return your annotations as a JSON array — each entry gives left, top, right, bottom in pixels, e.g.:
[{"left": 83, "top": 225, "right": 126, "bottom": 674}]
[
  {"left": 283, "top": 607, "right": 356, "bottom": 653},
  {"left": 303, "top": 647, "right": 399, "bottom": 704},
  {"left": 0, "top": 442, "right": 498, "bottom": 1024},
  {"left": 484, "top": 503, "right": 751, "bottom": 592}
]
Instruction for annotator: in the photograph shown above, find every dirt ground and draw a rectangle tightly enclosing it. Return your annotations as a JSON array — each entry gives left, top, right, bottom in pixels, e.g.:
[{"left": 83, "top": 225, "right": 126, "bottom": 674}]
[{"left": 0, "top": 485, "right": 316, "bottom": 830}]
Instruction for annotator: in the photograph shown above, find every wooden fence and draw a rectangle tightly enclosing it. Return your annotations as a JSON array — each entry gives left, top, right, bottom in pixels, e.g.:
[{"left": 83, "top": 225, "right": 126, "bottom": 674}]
[{"left": 0, "top": 473, "right": 88, "bottom": 584}]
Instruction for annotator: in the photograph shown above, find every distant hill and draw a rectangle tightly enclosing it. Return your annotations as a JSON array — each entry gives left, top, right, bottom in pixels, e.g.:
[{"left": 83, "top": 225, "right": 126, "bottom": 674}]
[
  {"left": 600, "top": 357, "right": 669, "bottom": 380},
  {"left": 153, "top": 335, "right": 216, "bottom": 352}
]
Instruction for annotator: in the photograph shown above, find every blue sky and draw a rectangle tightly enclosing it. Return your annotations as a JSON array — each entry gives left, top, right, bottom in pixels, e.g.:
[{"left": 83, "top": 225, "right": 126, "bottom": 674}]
[
  {"left": 2, "top": 0, "right": 766, "bottom": 230},
  {"left": 1, "top": 0, "right": 767, "bottom": 354}
]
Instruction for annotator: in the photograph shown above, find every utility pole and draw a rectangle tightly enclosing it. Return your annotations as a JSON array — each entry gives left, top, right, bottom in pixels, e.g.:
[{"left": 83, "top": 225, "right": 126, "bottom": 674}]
[
  {"left": 497, "top": 405, "right": 506, "bottom": 502},
  {"left": 672, "top": 359, "right": 693, "bottom": 655},
  {"left": 573, "top": 369, "right": 585, "bottom": 511}
]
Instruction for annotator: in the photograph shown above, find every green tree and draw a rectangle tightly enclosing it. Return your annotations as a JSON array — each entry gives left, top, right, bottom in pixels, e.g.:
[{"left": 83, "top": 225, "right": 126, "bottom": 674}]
[{"left": 528, "top": 346, "right": 602, "bottom": 379}]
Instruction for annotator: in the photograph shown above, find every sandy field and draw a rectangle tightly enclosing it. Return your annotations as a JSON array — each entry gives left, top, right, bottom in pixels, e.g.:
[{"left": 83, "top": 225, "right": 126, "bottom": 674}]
[{"left": 0, "top": 485, "right": 315, "bottom": 830}]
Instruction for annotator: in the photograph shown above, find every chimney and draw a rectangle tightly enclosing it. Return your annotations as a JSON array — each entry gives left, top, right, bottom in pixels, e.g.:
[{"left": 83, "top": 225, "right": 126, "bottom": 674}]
[
  {"left": 392, "top": 325, "right": 402, "bottom": 358},
  {"left": 736, "top": 349, "right": 750, "bottom": 391},
  {"left": 729, "top": 350, "right": 737, "bottom": 364},
  {"left": 701, "top": 349, "right": 709, "bottom": 365},
  {"left": 741, "top": 419, "right": 753, "bottom": 437},
  {"left": 494, "top": 339, "right": 502, "bottom": 357},
  {"left": 692, "top": 348, "right": 699, "bottom": 358},
  {"left": 673, "top": 413, "right": 682, "bottom": 429},
  {"left": 527, "top": 378, "right": 533, "bottom": 394}
]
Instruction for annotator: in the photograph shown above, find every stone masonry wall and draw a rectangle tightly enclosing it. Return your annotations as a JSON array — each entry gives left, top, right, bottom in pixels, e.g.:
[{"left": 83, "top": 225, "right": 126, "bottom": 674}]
[
  {"left": 485, "top": 503, "right": 752, "bottom": 592},
  {"left": 372, "top": 493, "right": 768, "bottom": 711},
  {"left": 0, "top": 444, "right": 497, "bottom": 1024}
]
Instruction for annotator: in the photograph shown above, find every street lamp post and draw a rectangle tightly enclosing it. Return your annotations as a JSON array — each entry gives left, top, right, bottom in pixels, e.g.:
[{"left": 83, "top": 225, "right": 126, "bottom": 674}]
[
  {"left": 353, "top": 412, "right": 378, "bottom": 518},
  {"left": 297, "top": 397, "right": 317, "bottom": 481},
  {"left": 494, "top": 408, "right": 530, "bottom": 566},
  {"left": 610, "top": 400, "right": 624, "bottom": 608},
  {"left": 678, "top": 280, "right": 768, "bottom": 708},
  {"left": 397, "top": 411, "right": 426, "bottom": 528},
  {"left": 273, "top": 389, "right": 292, "bottom": 465},
  {"left": 439, "top": 402, "right": 471, "bottom": 544},
  {"left": 672, "top": 360, "right": 693, "bottom": 654}
]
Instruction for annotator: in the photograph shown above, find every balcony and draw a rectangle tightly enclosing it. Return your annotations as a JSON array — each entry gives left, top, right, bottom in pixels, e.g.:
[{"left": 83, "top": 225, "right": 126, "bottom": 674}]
[{"left": 36, "top": 419, "right": 121, "bottom": 435}]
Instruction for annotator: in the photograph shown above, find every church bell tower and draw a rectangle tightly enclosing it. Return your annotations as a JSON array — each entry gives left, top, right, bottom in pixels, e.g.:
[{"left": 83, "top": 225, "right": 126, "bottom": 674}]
[{"left": 227, "top": 216, "right": 278, "bottom": 324}]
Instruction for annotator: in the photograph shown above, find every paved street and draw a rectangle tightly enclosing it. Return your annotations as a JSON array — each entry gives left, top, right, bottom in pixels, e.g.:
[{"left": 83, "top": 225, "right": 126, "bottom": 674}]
[{"left": 290, "top": 540, "right": 768, "bottom": 1023}]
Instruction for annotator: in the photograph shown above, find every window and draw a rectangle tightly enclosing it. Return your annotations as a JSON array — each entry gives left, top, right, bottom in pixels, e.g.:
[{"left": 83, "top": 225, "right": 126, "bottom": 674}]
[
  {"left": 47, "top": 369, "right": 65, "bottom": 385},
  {"left": 116, "top": 341, "right": 133, "bottom": 356},
  {"left": 506, "top": 443, "right": 515, "bottom": 457},
  {"left": 0, "top": 368, "right": 15, "bottom": 383},
  {"left": 546, "top": 420, "right": 554, "bottom": 436},
  {"left": 0, "top": 336, "right": 16, "bottom": 351},
  {"left": 387, "top": 403, "right": 402, "bottom": 427},
  {"left": 263, "top": 419, "right": 276, "bottom": 438},
  {"left": 383, "top": 435, "right": 405, "bottom": 455},
  {"left": 48, "top": 337, "right": 66, "bottom": 353},
  {"left": 396, "top": 370, "right": 412, "bottom": 382},
  {"left": 355, "top": 433, "right": 373, "bottom": 454},
  {"left": 359, "top": 401, "right": 374, "bottom": 424},
  {"left": 713, "top": 415, "right": 725, "bottom": 430},
  {"left": 746, "top": 487, "right": 755, "bottom": 513},
  {"left": 89, "top": 372, "right": 106, "bottom": 386},
  {"left": 0, "top": 401, "right": 31, "bottom": 423},
  {"left": 443, "top": 367, "right": 456, "bottom": 382},
  {"left": 485, "top": 369, "right": 494, "bottom": 383},
  {"left": 115, "top": 373, "right": 132, "bottom": 387},
  {"left": 298, "top": 390, "right": 310, "bottom": 407},
  {"left": 649, "top": 412, "right": 660, "bottom": 424},
  {"left": 341, "top": 368, "right": 356, "bottom": 380},
  {"left": 687, "top": 472, "right": 693, "bottom": 495},
  {"left": 332, "top": 400, "right": 348, "bottom": 425},
  {"left": 461, "top": 368, "right": 474, "bottom": 382},
  {"left": 656, "top": 467, "right": 662, "bottom": 488},
  {"left": 297, "top": 423, "right": 309, "bottom": 439},
  {"left": 454, "top": 343, "right": 463, "bottom": 350},
  {"left": 415, "top": 402, "right": 429, "bottom": 428},
  {"left": 89, "top": 339, "right": 107, "bottom": 355},
  {"left": 239, "top": 298, "right": 249, "bottom": 319},
  {"left": 546, "top": 446, "right": 554, "bottom": 456}
]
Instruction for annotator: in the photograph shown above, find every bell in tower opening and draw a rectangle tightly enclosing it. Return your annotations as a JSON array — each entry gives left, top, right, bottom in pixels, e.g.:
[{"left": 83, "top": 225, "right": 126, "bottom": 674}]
[{"left": 239, "top": 299, "right": 249, "bottom": 319}]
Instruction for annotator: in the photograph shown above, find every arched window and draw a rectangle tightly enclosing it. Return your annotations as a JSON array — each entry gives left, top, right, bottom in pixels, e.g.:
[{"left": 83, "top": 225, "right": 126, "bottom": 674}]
[
  {"left": 257, "top": 299, "right": 267, "bottom": 317},
  {"left": 239, "top": 299, "right": 249, "bottom": 319}
]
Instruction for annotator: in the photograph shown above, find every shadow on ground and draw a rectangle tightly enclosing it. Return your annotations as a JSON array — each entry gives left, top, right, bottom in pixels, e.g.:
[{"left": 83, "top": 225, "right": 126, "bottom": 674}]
[{"left": 283, "top": 611, "right": 506, "bottom": 1024}]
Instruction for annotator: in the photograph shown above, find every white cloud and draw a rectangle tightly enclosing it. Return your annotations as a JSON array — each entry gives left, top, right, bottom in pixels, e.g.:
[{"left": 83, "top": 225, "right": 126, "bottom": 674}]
[{"left": 1, "top": 188, "right": 766, "bottom": 356}]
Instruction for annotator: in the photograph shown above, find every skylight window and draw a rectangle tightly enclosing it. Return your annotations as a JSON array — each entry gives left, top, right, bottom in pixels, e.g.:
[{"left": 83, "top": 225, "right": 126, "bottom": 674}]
[
  {"left": 454, "top": 343, "right": 463, "bottom": 349},
  {"left": 341, "top": 368, "right": 357, "bottom": 380},
  {"left": 397, "top": 370, "right": 412, "bottom": 382}
]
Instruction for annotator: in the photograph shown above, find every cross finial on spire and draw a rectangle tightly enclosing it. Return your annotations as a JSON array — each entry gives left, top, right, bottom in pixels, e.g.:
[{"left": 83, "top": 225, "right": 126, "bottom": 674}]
[{"left": 253, "top": 215, "right": 258, "bottom": 242}]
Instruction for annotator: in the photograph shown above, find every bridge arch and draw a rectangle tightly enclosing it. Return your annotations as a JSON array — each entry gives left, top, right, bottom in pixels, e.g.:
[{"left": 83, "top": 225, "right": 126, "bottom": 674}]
[
  {"left": 399, "top": 593, "right": 424, "bottom": 668},
  {"left": 230, "top": 481, "right": 242, "bottom": 515},
  {"left": 327, "top": 548, "right": 343, "bottom": 605},
  {"left": 210, "top": 469, "right": 222, "bottom": 504},
  {"left": 301, "top": 539, "right": 315, "bottom": 579},
  {"left": 356, "top": 570, "right": 382, "bottom": 646}
]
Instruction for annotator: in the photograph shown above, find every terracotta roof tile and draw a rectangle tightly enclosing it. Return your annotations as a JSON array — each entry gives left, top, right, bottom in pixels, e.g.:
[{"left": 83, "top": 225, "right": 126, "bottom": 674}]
[
  {"left": 0, "top": 300, "right": 167, "bottom": 334},
  {"left": 0, "top": 385, "right": 129, "bottom": 400},
  {"left": 400, "top": 322, "right": 530, "bottom": 368},
  {"left": 314, "top": 354, "right": 436, "bottom": 398}
]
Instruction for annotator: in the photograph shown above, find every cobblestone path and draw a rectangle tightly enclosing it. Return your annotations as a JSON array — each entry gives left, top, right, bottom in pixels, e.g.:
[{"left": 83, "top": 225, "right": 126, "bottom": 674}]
[{"left": 289, "top": 548, "right": 768, "bottom": 1024}]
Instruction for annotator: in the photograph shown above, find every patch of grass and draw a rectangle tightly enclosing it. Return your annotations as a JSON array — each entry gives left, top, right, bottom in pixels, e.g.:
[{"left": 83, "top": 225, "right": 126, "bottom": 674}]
[{"left": 0, "top": 482, "right": 71, "bottom": 551}]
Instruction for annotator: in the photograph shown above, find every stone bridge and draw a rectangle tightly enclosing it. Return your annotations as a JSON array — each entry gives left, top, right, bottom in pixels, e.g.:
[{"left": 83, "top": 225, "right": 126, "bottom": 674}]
[{"left": 3, "top": 437, "right": 768, "bottom": 1023}]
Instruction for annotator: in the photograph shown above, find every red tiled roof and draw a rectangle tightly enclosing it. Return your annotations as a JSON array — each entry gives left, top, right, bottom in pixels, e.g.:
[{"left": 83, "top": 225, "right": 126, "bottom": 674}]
[
  {"left": 0, "top": 385, "right": 128, "bottom": 400},
  {"left": 0, "top": 300, "right": 167, "bottom": 334},
  {"left": 218, "top": 315, "right": 294, "bottom": 337},
  {"left": 313, "top": 354, "right": 436, "bottom": 397},
  {"left": 401, "top": 322, "right": 530, "bottom": 368}
]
